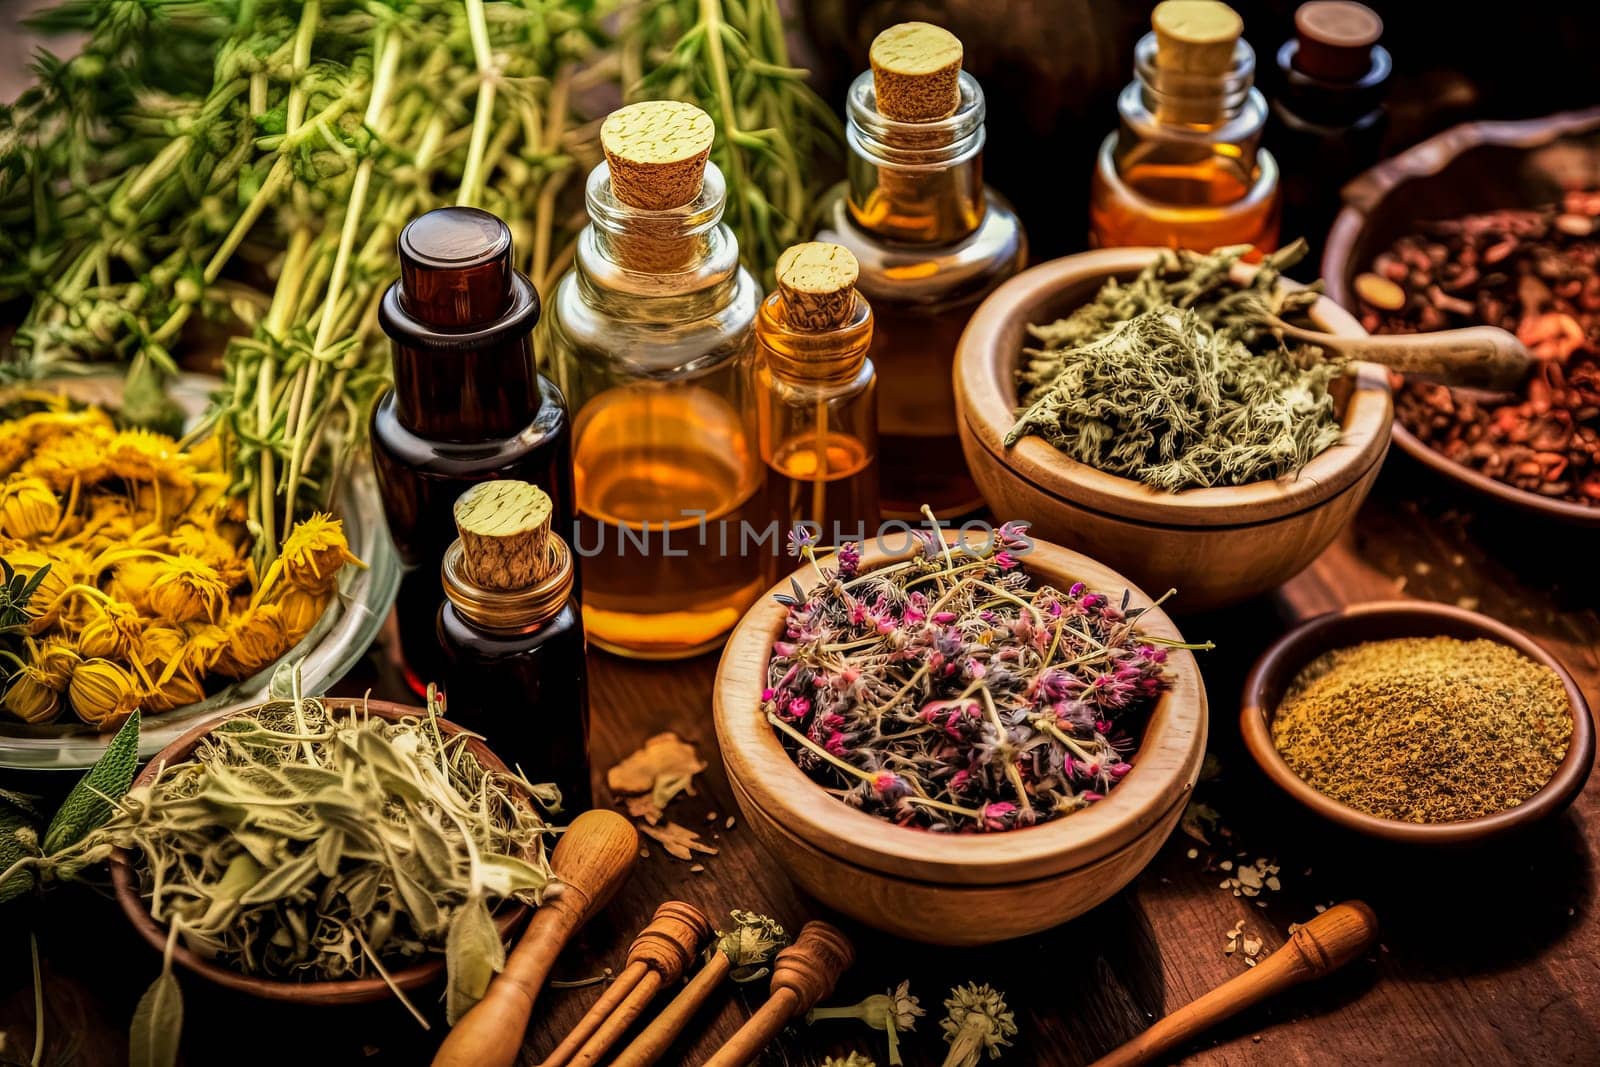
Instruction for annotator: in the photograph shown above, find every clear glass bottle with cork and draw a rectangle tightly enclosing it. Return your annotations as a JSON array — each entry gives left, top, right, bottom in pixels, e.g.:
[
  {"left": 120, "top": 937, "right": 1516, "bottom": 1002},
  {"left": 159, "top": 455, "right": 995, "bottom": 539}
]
[
  {"left": 814, "top": 22, "right": 1027, "bottom": 521},
  {"left": 438, "top": 480, "right": 590, "bottom": 814},
  {"left": 1268, "top": 1, "right": 1391, "bottom": 254},
  {"left": 372, "top": 207, "right": 574, "bottom": 696},
  {"left": 756, "top": 241, "right": 879, "bottom": 552},
  {"left": 539, "top": 101, "right": 765, "bottom": 661},
  {"left": 1089, "top": 0, "right": 1281, "bottom": 255}
]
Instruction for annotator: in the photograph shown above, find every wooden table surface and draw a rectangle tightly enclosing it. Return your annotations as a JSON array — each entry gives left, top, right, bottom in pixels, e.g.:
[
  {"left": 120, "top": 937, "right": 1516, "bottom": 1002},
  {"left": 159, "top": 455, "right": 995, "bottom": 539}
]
[{"left": 1, "top": 451, "right": 1595, "bottom": 1067}]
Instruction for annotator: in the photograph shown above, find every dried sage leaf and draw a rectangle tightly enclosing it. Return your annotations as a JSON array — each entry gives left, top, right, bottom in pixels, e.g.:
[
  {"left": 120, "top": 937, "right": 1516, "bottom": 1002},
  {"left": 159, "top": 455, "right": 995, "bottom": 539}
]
[
  {"left": 43, "top": 711, "right": 141, "bottom": 855},
  {"left": 445, "top": 894, "right": 505, "bottom": 1024},
  {"left": 130, "top": 930, "right": 183, "bottom": 1067}
]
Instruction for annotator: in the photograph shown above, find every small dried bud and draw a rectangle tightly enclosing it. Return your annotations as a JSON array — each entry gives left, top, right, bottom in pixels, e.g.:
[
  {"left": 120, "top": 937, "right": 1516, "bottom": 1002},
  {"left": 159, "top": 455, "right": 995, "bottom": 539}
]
[
  {"left": 3, "top": 670, "right": 61, "bottom": 724},
  {"left": 67, "top": 657, "right": 140, "bottom": 729},
  {"left": 147, "top": 555, "right": 229, "bottom": 623},
  {"left": 279, "top": 513, "right": 362, "bottom": 593},
  {"left": 0, "top": 476, "right": 61, "bottom": 539}
]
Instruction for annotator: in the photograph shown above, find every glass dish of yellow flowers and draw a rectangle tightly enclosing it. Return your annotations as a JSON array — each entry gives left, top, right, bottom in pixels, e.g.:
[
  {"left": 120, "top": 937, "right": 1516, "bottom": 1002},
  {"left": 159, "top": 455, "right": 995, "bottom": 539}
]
[{"left": 0, "top": 375, "right": 399, "bottom": 768}]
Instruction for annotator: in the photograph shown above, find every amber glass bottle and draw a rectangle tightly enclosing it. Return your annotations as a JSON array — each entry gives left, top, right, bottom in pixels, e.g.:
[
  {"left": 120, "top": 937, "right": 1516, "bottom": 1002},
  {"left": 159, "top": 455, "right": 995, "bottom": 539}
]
[
  {"left": 1090, "top": 0, "right": 1281, "bottom": 255},
  {"left": 1268, "top": 1, "right": 1390, "bottom": 256},
  {"left": 437, "top": 481, "right": 590, "bottom": 815},
  {"left": 814, "top": 23, "right": 1026, "bottom": 520},
  {"left": 540, "top": 102, "right": 765, "bottom": 660},
  {"left": 756, "top": 242, "right": 879, "bottom": 558},
  {"left": 373, "top": 208, "right": 574, "bottom": 695}
]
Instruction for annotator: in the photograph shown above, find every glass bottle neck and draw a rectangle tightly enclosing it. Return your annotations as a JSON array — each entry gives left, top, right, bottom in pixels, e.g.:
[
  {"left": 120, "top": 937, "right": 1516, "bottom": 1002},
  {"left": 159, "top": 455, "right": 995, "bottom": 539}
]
[
  {"left": 572, "top": 160, "right": 741, "bottom": 321},
  {"left": 441, "top": 535, "right": 575, "bottom": 634},
  {"left": 380, "top": 270, "right": 544, "bottom": 440},
  {"left": 756, "top": 290, "right": 873, "bottom": 390},
  {"left": 1124, "top": 31, "right": 1267, "bottom": 139},
  {"left": 845, "top": 69, "right": 988, "bottom": 245}
]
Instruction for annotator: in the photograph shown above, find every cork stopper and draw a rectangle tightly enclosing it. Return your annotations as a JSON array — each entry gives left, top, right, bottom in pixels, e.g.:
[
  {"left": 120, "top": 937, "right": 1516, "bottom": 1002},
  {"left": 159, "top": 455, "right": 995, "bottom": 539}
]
[
  {"left": 601, "top": 101, "right": 716, "bottom": 211},
  {"left": 776, "top": 243, "right": 859, "bottom": 331},
  {"left": 452, "top": 480, "right": 553, "bottom": 592},
  {"left": 1152, "top": 0, "right": 1243, "bottom": 76},
  {"left": 1293, "top": 1, "right": 1382, "bottom": 82},
  {"left": 869, "top": 23, "right": 963, "bottom": 122}
]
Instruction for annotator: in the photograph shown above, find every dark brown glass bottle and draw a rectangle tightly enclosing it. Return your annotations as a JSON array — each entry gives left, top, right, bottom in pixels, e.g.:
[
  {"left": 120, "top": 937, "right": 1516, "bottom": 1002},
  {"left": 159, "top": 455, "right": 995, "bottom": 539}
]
[
  {"left": 437, "top": 481, "right": 590, "bottom": 815},
  {"left": 373, "top": 207, "right": 574, "bottom": 696}
]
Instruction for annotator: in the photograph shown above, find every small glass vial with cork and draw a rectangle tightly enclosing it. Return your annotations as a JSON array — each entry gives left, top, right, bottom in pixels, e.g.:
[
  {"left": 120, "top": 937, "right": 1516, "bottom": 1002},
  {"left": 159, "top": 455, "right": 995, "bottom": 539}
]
[
  {"left": 814, "top": 22, "right": 1027, "bottom": 521},
  {"left": 437, "top": 480, "right": 590, "bottom": 814},
  {"left": 540, "top": 101, "right": 765, "bottom": 660},
  {"left": 756, "top": 242, "right": 879, "bottom": 552},
  {"left": 1268, "top": 1, "right": 1391, "bottom": 253},
  {"left": 373, "top": 207, "right": 574, "bottom": 696},
  {"left": 1089, "top": 0, "right": 1281, "bottom": 254}
]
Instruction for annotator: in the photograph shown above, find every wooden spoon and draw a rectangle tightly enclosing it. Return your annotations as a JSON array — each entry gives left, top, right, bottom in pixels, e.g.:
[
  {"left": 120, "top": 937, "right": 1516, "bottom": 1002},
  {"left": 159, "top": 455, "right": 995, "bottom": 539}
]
[
  {"left": 431, "top": 809, "right": 638, "bottom": 1067},
  {"left": 1087, "top": 901, "right": 1379, "bottom": 1067},
  {"left": 1267, "top": 319, "right": 1530, "bottom": 393}
]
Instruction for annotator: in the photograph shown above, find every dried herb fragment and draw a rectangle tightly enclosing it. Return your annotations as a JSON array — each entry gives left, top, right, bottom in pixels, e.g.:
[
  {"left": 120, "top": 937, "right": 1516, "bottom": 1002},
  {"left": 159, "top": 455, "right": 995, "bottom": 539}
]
[
  {"left": 607, "top": 732, "right": 708, "bottom": 825},
  {"left": 940, "top": 983, "right": 1016, "bottom": 1066},
  {"left": 808, "top": 980, "right": 924, "bottom": 1065},
  {"left": 638, "top": 820, "right": 719, "bottom": 862},
  {"left": 1007, "top": 242, "right": 1343, "bottom": 490}
]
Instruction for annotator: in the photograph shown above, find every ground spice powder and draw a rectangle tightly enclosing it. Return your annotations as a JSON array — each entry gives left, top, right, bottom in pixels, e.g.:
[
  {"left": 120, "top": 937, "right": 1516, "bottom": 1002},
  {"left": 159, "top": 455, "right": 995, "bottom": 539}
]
[{"left": 1271, "top": 636, "right": 1572, "bottom": 823}]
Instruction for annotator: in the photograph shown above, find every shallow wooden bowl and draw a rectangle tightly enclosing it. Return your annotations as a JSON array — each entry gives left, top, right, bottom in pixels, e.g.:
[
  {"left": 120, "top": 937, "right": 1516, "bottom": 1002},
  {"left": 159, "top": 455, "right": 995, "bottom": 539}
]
[
  {"left": 110, "top": 697, "right": 530, "bottom": 1004},
  {"left": 713, "top": 536, "right": 1208, "bottom": 946},
  {"left": 1322, "top": 106, "right": 1600, "bottom": 527},
  {"left": 1240, "top": 602, "right": 1595, "bottom": 846},
  {"left": 954, "top": 247, "right": 1393, "bottom": 613}
]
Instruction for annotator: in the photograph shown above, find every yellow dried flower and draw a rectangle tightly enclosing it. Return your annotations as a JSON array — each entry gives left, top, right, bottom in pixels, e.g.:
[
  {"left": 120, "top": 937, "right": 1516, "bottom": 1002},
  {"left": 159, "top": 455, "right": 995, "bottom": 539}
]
[
  {"left": 212, "top": 605, "right": 289, "bottom": 680},
  {"left": 147, "top": 554, "right": 229, "bottom": 623},
  {"left": 5, "top": 550, "right": 70, "bottom": 633},
  {"left": 0, "top": 476, "right": 62, "bottom": 540},
  {"left": 0, "top": 425, "right": 27, "bottom": 476},
  {"left": 32, "top": 638, "right": 82, "bottom": 690},
  {"left": 2, "top": 670, "right": 61, "bottom": 724},
  {"left": 278, "top": 587, "right": 329, "bottom": 642},
  {"left": 105, "top": 558, "right": 162, "bottom": 614},
  {"left": 76, "top": 600, "right": 145, "bottom": 660},
  {"left": 279, "top": 513, "right": 362, "bottom": 593},
  {"left": 20, "top": 427, "right": 112, "bottom": 491},
  {"left": 168, "top": 522, "right": 249, "bottom": 588},
  {"left": 67, "top": 657, "right": 140, "bottom": 729},
  {"left": 106, "top": 428, "right": 184, "bottom": 484},
  {"left": 137, "top": 626, "right": 188, "bottom": 673},
  {"left": 141, "top": 670, "right": 206, "bottom": 713}
]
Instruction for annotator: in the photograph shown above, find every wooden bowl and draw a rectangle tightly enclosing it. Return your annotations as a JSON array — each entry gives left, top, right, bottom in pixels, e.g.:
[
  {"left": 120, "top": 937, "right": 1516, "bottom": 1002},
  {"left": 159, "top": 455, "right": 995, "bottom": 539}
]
[
  {"left": 1322, "top": 106, "right": 1600, "bottom": 528},
  {"left": 1240, "top": 602, "right": 1595, "bottom": 846},
  {"left": 110, "top": 697, "right": 530, "bottom": 1005},
  {"left": 954, "top": 247, "right": 1393, "bottom": 614},
  {"left": 713, "top": 536, "right": 1208, "bottom": 945}
]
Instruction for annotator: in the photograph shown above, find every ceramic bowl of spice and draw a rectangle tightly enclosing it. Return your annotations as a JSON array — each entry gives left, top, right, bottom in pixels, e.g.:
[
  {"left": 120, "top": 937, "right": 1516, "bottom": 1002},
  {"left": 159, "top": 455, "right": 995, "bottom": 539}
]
[
  {"left": 714, "top": 532, "right": 1208, "bottom": 946},
  {"left": 1323, "top": 107, "right": 1600, "bottom": 525},
  {"left": 1240, "top": 601, "right": 1595, "bottom": 845},
  {"left": 954, "top": 245, "right": 1392, "bottom": 613},
  {"left": 110, "top": 696, "right": 545, "bottom": 1006}
]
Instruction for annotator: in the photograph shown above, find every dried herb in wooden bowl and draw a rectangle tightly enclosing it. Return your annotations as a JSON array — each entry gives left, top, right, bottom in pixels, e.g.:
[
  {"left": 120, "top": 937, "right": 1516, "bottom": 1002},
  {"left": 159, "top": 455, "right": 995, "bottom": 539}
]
[
  {"left": 763, "top": 527, "right": 1203, "bottom": 832},
  {"left": 1007, "top": 242, "right": 1344, "bottom": 490}
]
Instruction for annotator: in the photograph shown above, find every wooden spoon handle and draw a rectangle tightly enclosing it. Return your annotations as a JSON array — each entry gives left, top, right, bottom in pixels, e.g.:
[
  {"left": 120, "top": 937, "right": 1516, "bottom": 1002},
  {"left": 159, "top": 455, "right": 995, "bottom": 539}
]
[
  {"left": 700, "top": 922, "right": 853, "bottom": 1067},
  {"left": 432, "top": 810, "right": 638, "bottom": 1067},
  {"left": 1088, "top": 901, "right": 1379, "bottom": 1067},
  {"left": 1287, "top": 323, "right": 1530, "bottom": 391},
  {"left": 611, "top": 953, "right": 733, "bottom": 1067}
]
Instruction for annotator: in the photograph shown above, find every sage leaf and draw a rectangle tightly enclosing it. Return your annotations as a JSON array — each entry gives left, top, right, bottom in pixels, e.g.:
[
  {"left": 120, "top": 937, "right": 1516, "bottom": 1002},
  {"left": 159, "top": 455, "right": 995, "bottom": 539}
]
[
  {"left": 43, "top": 711, "right": 141, "bottom": 855},
  {"left": 445, "top": 895, "right": 504, "bottom": 1025},
  {"left": 477, "top": 853, "right": 551, "bottom": 900},
  {"left": 0, "top": 811, "right": 40, "bottom": 903},
  {"left": 129, "top": 964, "right": 183, "bottom": 1067},
  {"left": 238, "top": 849, "right": 320, "bottom": 905}
]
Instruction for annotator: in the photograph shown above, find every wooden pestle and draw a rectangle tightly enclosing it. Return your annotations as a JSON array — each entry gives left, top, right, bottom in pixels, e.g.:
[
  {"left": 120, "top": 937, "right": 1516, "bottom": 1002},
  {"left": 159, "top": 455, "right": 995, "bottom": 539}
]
[
  {"left": 541, "top": 901, "right": 712, "bottom": 1067},
  {"left": 700, "top": 922, "right": 854, "bottom": 1067},
  {"left": 431, "top": 810, "right": 638, "bottom": 1067},
  {"left": 1088, "top": 901, "right": 1379, "bottom": 1067}
]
